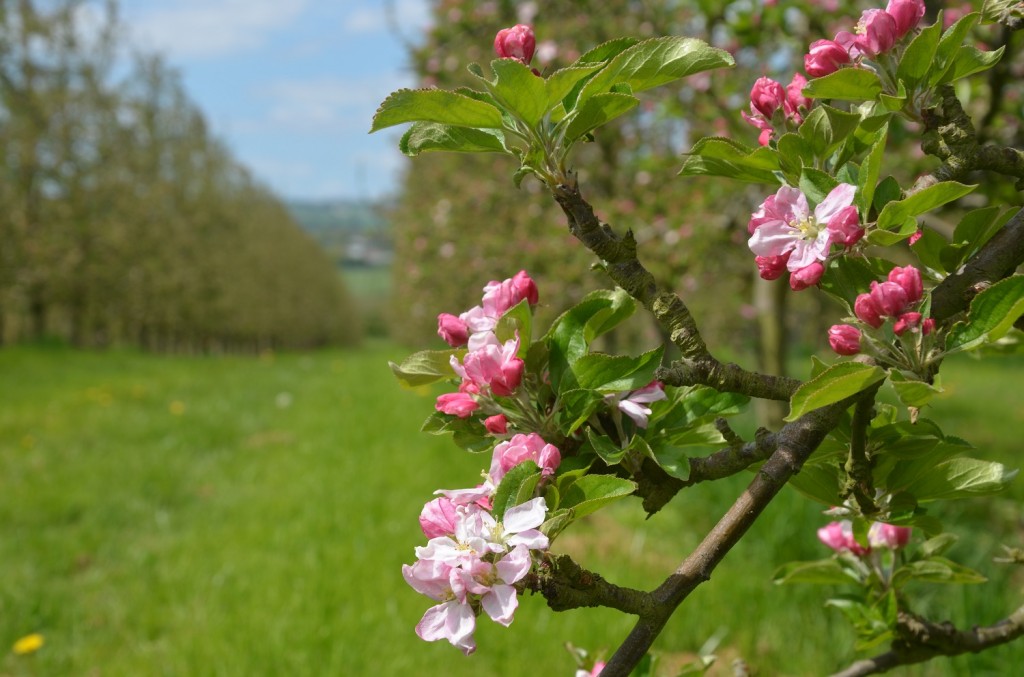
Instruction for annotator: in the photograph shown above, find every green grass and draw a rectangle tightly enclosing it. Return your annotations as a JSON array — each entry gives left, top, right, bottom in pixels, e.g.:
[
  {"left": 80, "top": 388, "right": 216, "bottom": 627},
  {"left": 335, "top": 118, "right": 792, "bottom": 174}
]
[{"left": 1, "top": 346, "right": 1022, "bottom": 675}]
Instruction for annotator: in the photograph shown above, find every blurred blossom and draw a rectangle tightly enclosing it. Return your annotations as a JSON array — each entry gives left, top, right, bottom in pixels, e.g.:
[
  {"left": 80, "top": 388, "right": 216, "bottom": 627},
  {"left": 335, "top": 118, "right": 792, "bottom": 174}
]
[
  {"left": 535, "top": 39, "right": 558, "bottom": 65},
  {"left": 517, "top": 1, "right": 538, "bottom": 23},
  {"left": 439, "top": 242, "right": 456, "bottom": 258}
]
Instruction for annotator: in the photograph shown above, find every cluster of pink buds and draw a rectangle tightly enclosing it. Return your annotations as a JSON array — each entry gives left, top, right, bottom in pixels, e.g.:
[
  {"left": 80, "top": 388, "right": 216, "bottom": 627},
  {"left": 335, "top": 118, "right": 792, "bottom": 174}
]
[
  {"left": 742, "top": 74, "right": 812, "bottom": 145},
  {"left": 747, "top": 183, "right": 862, "bottom": 291},
  {"left": 804, "top": 0, "right": 926, "bottom": 76},
  {"left": 818, "top": 520, "right": 912, "bottom": 555},
  {"left": 494, "top": 24, "right": 537, "bottom": 68},
  {"left": 405, "top": 433, "right": 560, "bottom": 654},
  {"left": 830, "top": 265, "right": 933, "bottom": 356},
  {"left": 435, "top": 271, "right": 539, "bottom": 418}
]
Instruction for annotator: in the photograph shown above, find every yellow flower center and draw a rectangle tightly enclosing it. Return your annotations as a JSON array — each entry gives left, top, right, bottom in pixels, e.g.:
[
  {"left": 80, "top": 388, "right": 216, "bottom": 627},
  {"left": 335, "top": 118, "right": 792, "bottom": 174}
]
[{"left": 791, "top": 215, "right": 821, "bottom": 240}]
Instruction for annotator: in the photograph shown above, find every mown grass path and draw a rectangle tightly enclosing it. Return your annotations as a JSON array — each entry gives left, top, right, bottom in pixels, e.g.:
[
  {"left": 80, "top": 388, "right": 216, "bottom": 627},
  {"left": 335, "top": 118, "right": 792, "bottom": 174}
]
[{"left": 1, "top": 346, "right": 1021, "bottom": 675}]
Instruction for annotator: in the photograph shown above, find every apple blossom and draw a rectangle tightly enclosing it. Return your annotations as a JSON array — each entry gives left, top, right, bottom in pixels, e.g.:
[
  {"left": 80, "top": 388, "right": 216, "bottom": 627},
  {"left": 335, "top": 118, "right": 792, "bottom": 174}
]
[
  {"left": 452, "top": 334, "right": 525, "bottom": 397},
  {"left": 747, "top": 183, "right": 857, "bottom": 280},
  {"left": 818, "top": 520, "right": 870, "bottom": 556},
  {"left": 484, "top": 414, "right": 508, "bottom": 435},
  {"left": 885, "top": 0, "right": 926, "bottom": 38},
  {"left": 437, "top": 313, "right": 469, "bottom": 347},
  {"left": 494, "top": 25, "right": 536, "bottom": 65},
  {"left": 750, "top": 76, "right": 787, "bottom": 118},
  {"left": 828, "top": 324, "right": 862, "bottom": 355},
  {"left": 420, "top": 497, "right": 459, "bottom": 539},
  {"left": 854, "top": 292, "right": 885, "bottom": 328},
  {"left": 790, "top": 262, "right": 824, "bottom": 291},
  {"left": 868, "top": 522, "right": 912, "bottom": 549},
  {"left": 612, "top": 381, "right": 667, "bottom": 428},
  {"left": 804, "top": 39, "right": 851, "bottom": 77},
  {"left": 887, "top": 265, "right": 923, "bottom": 304},
  {"left": 490, "top": 433, "right": 561, "bottom": 482},
  {"left": 435, "top": 392, "right": 480, "bottom": 418},
  {"left": 785, "top": 73, "right": 812, "bottom": 120},
  {"left": 838, "top": 9, "right": 898, "bottom": 58},
  {"left": 482, "top": 270, "right": 539, "bottom": 317},
  {"left": 869, "top": 280, "right": 910, "bottom": 316},
  {"left": 755, "top": 253, "right": 790, "bottom": 281}
]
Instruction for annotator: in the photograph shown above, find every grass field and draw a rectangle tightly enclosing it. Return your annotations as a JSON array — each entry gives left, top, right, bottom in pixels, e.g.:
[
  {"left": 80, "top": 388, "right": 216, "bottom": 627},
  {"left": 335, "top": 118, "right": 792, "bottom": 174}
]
[{"left": 1, "top": 344, "right": 1022, "bottom": 676}]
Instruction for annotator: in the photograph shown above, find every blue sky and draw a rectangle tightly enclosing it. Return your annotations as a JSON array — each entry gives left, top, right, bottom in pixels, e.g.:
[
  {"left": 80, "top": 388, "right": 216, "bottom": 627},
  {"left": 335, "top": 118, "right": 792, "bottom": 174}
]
[{"left": 116, "top": 0, "right": 431, "bottom": 202}]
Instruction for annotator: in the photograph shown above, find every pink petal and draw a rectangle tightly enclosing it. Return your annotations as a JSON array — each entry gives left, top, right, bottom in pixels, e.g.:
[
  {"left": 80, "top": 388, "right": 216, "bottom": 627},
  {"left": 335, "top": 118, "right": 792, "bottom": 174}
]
[
  {"left": 496, "top": 544, "right": 533, "bottom": 584},
  {"left": 481, "top": 584, "right": 519, "bottom": 626},
  {"left": 814, "top": 183, "right": 857, "bottom": 223},
  {"left": 748, "top": 221, "right": 798, "bottom": 257}
]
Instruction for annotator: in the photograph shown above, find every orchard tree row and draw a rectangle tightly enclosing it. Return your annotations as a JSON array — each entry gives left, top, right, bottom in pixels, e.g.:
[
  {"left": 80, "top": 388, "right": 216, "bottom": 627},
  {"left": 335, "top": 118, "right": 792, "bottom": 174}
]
[{"left": 0, "top": 0, "right": 358, "bottom": 351}]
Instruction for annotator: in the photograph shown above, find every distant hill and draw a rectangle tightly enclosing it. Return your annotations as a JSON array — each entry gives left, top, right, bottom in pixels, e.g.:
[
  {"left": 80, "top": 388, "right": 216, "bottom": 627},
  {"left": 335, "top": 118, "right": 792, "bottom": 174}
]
[{"left": 286, "top": 199, "right": 392, "bottom": 267}]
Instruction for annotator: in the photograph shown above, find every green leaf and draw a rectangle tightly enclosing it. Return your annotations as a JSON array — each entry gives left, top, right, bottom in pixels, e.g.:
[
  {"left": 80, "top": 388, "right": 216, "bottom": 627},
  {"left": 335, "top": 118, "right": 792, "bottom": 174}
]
[
  {"left": 930, "top": 12, "right": 981, "bottom": 87},
  {"left": 370, "top": 88, "right": 505, "bottom": 132},
  {"left": 911, "top": 226, "right": 948, "bottom": 274},
  {"left": 893, "top": 558, "right": 987, "bottom": 586},
  {"left": 776, "top": 133, "right": 814, "bottom": 180},
  {"left": 799, "top": 167, "right": 840, "bottom": 206},
  {"left": 388, "top": 348, "right": 462, "bottom": 387},
  {"left": 889, "top": 457, "right": 1018, "bottom": 501},
  {"left": 803, "top": 69, "right": 883, "bottom": 101},
  {"left": 489, "top": 58, "right": 549, "bottom": 127},
  {"left": 559, "top": 474, "right": 636, "bottom": 519},
  {"left": 799, "top": 105, "right": 862, "bottom": 159},
  {"left": 650, "top": 443, "right": 692, "bottom": 481},
  {"left": 572, "top": 346, "right": 664, "bottom": 393},
  {"left": 679, "top": 136, "right": 781, "bottom": 183},
  {"left": 495, "top": 298, "right": 533, "bottom": 351},
  {"left": 857, "top": 123, "right": 889, "bottom": 218},
  {"left": 876, "top": 181, "right": 976, "bottom": 231},
  {"left": 452, "top": 428, "right": 494, "bottom": 453},
  {"left": 586, "top": 428, "right": 628, "bottom": 466},
  {"left": 399, "top": 122, "right": 508, "bottom": 156},
  {"left": 888, "top": 371, "right": 943, "bottom": 408},
  {"left": 578, "top": 36, "right": 733, "bottom": 101},
  {"left": 872, "top": 175, "right": 902, "bottom": 213},
  {"left": 917, "top": 533, "right": 958, "bottom": 559},
  {"left": 540, "top": 508, "right": 574, "bottom": 540},
  {"left": 773, "top": 559, "right": 862, "bottom": 586},
  {"left": 946, "top": 276, "right": 1024, "bottom": 353},
  {"left": 545, "top": 63, "right": 607, "bottom": 110},
  {"left": 575, "top": 37, "right": 641, "bottom": 64},
  {"left": 938, "top": 45, "right": 1005, "bottom": 85},
  {"left": 491, "top": 461, "right": 541, "bottom": 521},
  {"left": 563, "top": 92, "right": 640, "bottom": 141},
  {"left": 897, "top": 20, "right": 942, "bottom": 90},
  {"left": 819, "top": 257, "right": 896, "bottom": 310},
  {"left": 787, "top": 463, "right": 842, "bottom": 506},
  {"left": 786, "top": 363, "right": 886, "bottom": 422},
  {"left": 940, "top": 207, "right": 1012, "bottom": 272},
  {"left": 558, "top": 389, "right": 606, "bottom": 435},
  {"left": 544, "top": 288, "right": 636, "bottom": 391}
]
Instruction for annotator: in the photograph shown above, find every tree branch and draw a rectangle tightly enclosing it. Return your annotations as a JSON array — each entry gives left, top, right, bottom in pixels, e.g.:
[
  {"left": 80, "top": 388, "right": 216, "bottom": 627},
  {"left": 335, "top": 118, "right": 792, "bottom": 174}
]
[
  {"left": 528, "top": 553, "right": 654, "bottom": 616},
  {"left": 831, "top": 605, "right": 1024, "bottom": 677},
  {"left": 552, "top": 179, "right": 802, "bottom": 400}
]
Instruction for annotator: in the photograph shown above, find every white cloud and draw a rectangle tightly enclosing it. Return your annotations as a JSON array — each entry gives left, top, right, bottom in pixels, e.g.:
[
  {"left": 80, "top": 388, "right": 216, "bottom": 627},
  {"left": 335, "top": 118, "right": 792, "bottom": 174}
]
[
  {"left": 123, "top": 0, "right": 309, "bottom": 60},
  {"left": 342, "top": 0, "right": 430, "bottom": 36}
]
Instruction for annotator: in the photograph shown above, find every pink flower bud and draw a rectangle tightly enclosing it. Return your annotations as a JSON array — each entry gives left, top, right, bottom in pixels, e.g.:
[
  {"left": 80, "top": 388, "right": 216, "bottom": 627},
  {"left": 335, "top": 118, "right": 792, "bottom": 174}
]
[
  {"left": 893, "top": 311, "right": 922, "bottom": 336},
  {"left": 868, "top": 522, "right": 912, "bottom": 549},
  {"left": 790, "top": 262, "right": 824, "bottom": 291},
  {"left": 804, "top": 39, "right": 851, "bottom": 77},
  {"left": 484, "top": 414, "right": 508, "bottom": 435},
  {"left": 785, "top": 73, "right": 811, "bottom": 121},
  {"left": 922, "top": 317, "right": 936, "bottom": 335},
  {"left": 908, "top": 229, "right": 923, "bottom": 246},
  {"left": 828, "top": 324, "right": 862, "bottom": 355},
  {"left": 870, "top": 280, "right": 910, "bottom": 317},
  {"left": 827, "top": 205, "right": 863, "bottom": 247},
  {"left": 817, "top": 520, "right": 870, "bottom": 556},
  {"left": 482, "top": 270, "right": 539, "bottom": 317},
  {"left": 757, "top": 127, "right": 773, "bottom": 146},
  {"left": 756, "top": 253, "right": 790, "bottom": 281},
  {"left": 885, "top": 0, "right": 926, "bottom": 38},
  {"left": 887, "top": 265, "right": 923, "bottom": 304},
  {"left": 490, "top": 433, "right": 561, "bottom": 484},
  {"left": 419, "top": 497, "right": 458, "bottom": 538},
  {"left": 435, "top": 392, "right": 479, "bottom": 418},
  {"left": 853, "top": 9, "right": 898, "bottom": 57},
  {"left": 748, "top": 194, "right": 778, "bottom": 235},
  {"left": 494, "top": 24, "right": 536, "bottom": 65},
  {"left": 750, "top": 77, "right": 787, "bottom": 118},
  {"left": 437, "top": 313, "right": 469, "bottom": 347},
  {"left": 854, "top": 292, "right": 885, "bottom": 328}
]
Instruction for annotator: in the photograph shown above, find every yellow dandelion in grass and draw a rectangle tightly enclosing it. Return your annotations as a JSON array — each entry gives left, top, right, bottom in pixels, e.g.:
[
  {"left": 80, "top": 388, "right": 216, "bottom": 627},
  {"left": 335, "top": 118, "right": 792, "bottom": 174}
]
[
  {"left": 13, "top": 633, "right": 43, "bottom": 655},
  {"left": 169, "top": 400, "right": 186, "bottom": 416}
]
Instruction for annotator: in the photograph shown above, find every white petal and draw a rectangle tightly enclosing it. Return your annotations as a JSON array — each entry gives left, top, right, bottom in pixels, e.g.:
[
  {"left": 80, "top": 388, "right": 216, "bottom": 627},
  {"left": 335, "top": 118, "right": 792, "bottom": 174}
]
[
  {"left": 503, "top": 497, "right": 547, "bottom": 532},
  {"left": 507, "top": 529, "right": 549, "bottom": 551},
  {"left": 445, "top": 601, "right": 478, "bottom": 655},
  {"left": 496, "top": 544, "right": 533, "bottom": 584},
  {"left": 748, "top": 221, "right": 798, "bottom": 257},
  {"left": 481, "top": 584, "right": 519, "bottom": 626},
  {"left": 814, "top": 183, "right": 856, "bottom": 222}
]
